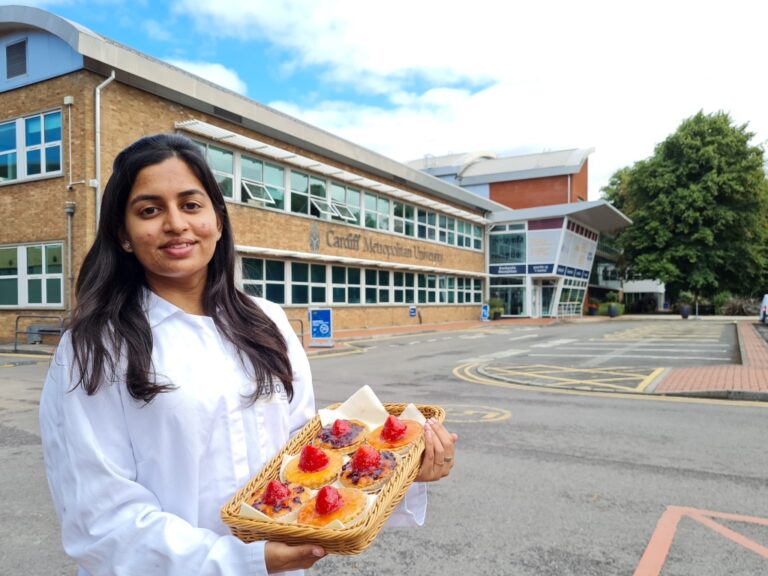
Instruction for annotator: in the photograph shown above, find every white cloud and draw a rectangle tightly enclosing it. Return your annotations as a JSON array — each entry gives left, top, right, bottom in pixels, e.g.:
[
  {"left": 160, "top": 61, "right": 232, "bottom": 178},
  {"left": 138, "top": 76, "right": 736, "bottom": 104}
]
[
  {"left": 175, "top": 0, "right": 768, "bottom": 198},
  {"left": 164, "top": 59, "right": 248, "bottom": 95},
  {"left": 142, "top": 19, "right": 172, "bottom": 42}
]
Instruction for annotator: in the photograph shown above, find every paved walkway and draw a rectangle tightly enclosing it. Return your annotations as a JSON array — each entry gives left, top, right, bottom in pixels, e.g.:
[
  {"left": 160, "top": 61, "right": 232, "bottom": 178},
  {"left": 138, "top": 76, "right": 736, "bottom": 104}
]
[{"left": 651, "top": 320, "right": 768, "bottom": 400}]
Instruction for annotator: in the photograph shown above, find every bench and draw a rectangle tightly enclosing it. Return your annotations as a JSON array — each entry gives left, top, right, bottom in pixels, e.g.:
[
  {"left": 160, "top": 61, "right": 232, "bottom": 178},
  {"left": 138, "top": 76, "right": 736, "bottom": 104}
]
[{"left": 13, "top": 315, "right": 65, "bottom": 352}]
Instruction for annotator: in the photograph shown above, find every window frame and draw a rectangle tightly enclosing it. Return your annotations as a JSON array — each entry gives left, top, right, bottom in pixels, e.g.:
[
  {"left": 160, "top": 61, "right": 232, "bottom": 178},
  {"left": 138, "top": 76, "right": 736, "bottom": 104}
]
[
  {"left": 0, "top": 243, "right": 64, "bottom": 308},
  {"left": 0, "top": 110, "right": 63, "bottom": 184}
]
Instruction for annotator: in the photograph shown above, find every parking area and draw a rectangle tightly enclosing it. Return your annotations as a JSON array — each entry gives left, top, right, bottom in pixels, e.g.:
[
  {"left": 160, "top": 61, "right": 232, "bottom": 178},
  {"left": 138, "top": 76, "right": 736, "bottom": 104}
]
[
  {"left": 453, "top": 319, "right": 741, "bottom": 394},
  {"left": 477, "top": 364, "right": 664, "bottom": 393}
]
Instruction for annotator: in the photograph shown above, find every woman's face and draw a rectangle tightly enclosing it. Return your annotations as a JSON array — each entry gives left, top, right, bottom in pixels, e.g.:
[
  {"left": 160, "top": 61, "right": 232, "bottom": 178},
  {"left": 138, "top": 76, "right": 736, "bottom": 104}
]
[{"left": 122, "top": 156, "right": 222, "bottom": 293}]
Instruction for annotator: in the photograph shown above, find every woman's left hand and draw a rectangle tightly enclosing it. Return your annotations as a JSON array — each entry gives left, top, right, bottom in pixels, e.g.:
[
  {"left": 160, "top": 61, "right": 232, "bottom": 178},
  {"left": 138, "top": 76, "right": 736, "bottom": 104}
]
[{"left": 415, "top": 418, "right": 458, "bottom": 482}]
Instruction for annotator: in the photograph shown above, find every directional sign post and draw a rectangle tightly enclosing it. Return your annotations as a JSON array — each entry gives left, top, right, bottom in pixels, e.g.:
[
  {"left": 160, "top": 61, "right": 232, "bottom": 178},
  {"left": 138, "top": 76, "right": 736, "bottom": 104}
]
[{"left": 308, "top": 308, "right": 334, "bottom": 348}]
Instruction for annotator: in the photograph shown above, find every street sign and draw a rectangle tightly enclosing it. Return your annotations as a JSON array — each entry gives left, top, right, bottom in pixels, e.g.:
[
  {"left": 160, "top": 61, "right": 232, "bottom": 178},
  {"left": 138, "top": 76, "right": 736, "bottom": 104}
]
[
  {"left": 409, "top": 306, "right": 417, "bottom": 318},
  {"left": 308, "top": 308, "right": 334, "bottom": 348},
  {"left": 481, "top": 304, "right": 489, "bottom": 321}
]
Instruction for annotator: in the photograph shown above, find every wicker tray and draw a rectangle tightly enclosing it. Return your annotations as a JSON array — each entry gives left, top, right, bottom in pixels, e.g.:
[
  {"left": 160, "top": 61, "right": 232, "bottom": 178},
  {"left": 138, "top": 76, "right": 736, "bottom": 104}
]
[{"left": 220, "top": 402, "right": 444, "bottom": 554}]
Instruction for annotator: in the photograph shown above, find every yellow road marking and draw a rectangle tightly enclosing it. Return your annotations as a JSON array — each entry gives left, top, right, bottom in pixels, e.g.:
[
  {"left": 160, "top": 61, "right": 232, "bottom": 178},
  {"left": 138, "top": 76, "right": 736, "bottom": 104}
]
[
  {"left": 637, "top": 368, "right": 665, "bottom": 392},
  {"left": 451, "top": 363, "right": 768, "bottom": 407},
  {"left": 441, "top": 404, "right": 512, "bottom": 423}
]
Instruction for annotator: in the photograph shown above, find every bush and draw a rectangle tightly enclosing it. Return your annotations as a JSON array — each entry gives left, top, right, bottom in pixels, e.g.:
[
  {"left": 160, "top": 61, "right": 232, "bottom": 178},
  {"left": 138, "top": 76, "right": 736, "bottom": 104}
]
[
  {"left": 721, "top": 297, "right": 759, "bottom": 316},
  {"left": 598, "top": 302, "right": 624, "bottom": 316},
  {"left": 486, "top": 297, "right": 505, "bottom": 319},
  {"left": 677, "top": 290, "right": 694, "bottom": 305},
  {"left": 713, "top": 291, "right": 732, "bottom": 314},
  {"left": 604, "top": 291, "right": 620, "bottom": 303}
]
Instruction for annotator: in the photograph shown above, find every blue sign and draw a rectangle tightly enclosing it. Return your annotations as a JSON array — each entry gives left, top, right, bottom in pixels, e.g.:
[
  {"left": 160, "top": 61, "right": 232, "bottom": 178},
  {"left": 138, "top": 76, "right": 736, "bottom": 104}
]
[
  {"left": 481, "top": 304, "right": 489, "bottom": 321},
  {"left": 490, "top": 264, "right": 526, "bottom": 275},
  {"left": 308, "top": 308, "right": 333, "bottom": 347},
  {"left": 527, "top": 263, "right": 554, "bottom": 274},
  {"left": 409, "top": 306, "right": 417, "bottom": 318}
]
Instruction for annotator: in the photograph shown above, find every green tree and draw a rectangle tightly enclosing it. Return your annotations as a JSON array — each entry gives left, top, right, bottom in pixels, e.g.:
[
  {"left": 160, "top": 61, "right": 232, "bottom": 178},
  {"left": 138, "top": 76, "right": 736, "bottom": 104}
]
[{"left": 602, "top": 111, "right": 768, "bottom": 300}]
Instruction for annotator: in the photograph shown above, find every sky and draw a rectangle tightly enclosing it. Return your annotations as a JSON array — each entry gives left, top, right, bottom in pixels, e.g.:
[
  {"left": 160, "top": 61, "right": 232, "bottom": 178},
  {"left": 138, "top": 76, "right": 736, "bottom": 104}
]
[{"left": 5, "top": 0, "right": 768, "bottom": 199}]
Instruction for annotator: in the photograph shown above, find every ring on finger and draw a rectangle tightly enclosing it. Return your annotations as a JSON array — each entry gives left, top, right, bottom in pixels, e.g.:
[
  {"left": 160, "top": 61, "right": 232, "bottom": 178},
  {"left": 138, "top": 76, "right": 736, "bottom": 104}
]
[{"left": 444, "top": 456, "right": 454, "bottom": 463}]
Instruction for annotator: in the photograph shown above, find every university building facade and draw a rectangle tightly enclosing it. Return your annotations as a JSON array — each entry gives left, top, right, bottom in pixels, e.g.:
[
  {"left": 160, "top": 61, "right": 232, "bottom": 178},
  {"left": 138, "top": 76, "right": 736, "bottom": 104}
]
[{"left": 0, "top": 5, "right": 503, "bottom": 341}]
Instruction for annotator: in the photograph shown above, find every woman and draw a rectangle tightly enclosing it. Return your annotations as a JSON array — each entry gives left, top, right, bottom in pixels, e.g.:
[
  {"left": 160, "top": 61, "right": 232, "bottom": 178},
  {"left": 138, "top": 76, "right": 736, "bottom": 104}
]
[{"left": 40, "top": 133, "right": 457, "bottom": 575}]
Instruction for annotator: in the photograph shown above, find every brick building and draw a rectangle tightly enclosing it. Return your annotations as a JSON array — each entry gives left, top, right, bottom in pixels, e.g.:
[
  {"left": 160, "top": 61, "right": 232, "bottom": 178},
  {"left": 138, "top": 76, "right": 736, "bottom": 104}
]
[
  {"left": 410, "top": 148, "right": 592, "bottom": 209},
  {"left": 0, "top": 5, "right": 504, "bottom": 342},
  {"left": 408, "top": 151, "right": 631, "bottom": 318}
]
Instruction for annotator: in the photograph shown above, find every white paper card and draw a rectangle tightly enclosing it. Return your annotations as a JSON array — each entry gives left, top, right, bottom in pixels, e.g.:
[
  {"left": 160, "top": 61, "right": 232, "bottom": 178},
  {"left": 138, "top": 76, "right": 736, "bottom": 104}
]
[{"left": 317, "top": 385, "right": 390, "bottom": 429}]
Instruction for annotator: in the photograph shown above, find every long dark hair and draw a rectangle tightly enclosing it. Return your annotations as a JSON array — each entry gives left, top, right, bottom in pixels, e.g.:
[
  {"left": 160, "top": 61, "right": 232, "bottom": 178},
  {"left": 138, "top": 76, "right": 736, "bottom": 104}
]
[{"left": 69, "top": 133, "right": 293, "bottom": 403}]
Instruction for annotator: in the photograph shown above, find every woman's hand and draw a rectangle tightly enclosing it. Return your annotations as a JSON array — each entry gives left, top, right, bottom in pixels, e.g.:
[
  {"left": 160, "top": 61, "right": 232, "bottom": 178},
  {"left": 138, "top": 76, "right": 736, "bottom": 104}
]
[
  {"left": 264, "top": 541, "right": 325, "bottom": 573},
  {"left": 415, "top": 418, "right": 458, "bottom": 482}
]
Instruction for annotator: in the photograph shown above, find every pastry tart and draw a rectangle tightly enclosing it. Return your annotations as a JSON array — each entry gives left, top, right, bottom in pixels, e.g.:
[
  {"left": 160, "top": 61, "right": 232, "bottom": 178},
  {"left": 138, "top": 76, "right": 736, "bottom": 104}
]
[
  {"left": 283, "top": 445, "right": 343, "bottom": 489},
  {"left": 339, "top": 444, "right": 398, "bottom": 493},
  {"left": 313, "top": 418, "right": 369, "bottom": 454},
  {"left": 297, "top": 485, "right": 368, "bottom": 528},
  {"left": 367, "top": 414, "right": 422, "bottom": 454},
  {"left": 249, "top": 479, "right": 310, "bottom": 519}
]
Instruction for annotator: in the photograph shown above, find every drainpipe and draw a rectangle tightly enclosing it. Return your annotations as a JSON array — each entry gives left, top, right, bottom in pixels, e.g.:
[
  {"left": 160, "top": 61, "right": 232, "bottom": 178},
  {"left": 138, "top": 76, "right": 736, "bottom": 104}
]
[
  {"left": 64, "top": 202, "right": 76, "bottom": 311},
  {"left": 94, "top": 71, "right": 116, "bottom": 226},
  {"left": 567, "top": 174, "right": 572, "bottom": 203}
]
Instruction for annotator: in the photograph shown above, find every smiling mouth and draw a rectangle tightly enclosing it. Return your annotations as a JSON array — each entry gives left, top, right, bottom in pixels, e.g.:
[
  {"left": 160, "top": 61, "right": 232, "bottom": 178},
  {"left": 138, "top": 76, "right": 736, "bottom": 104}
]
[{"left": 161, "top": 240, "right": 196, "bottom": 249}]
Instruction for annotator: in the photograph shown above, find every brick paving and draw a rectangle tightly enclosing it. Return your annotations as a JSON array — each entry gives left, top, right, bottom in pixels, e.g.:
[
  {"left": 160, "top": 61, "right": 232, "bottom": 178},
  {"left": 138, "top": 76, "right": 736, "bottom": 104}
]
[{"left": 653, "top": 321, "right": 768, "bottom": 397}]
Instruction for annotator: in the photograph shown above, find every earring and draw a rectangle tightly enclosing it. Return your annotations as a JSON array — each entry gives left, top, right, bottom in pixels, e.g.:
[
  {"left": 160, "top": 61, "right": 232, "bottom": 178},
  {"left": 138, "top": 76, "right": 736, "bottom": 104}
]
[{"left": 122, "top": 241, "right": 133, "bottom": 253}]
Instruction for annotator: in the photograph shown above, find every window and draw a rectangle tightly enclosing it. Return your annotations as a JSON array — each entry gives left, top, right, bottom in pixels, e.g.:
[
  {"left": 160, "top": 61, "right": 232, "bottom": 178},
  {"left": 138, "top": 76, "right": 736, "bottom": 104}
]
[
  {"left": 0, "top": 243, "right": 63, "bottom": 306},
  {"left": 0, "top": 121, "right": 16, "bottom": 182},
  {"left": 6, "top": 39, "right": 26, "bottom": 79},
  {"left": 393, "top": 272, "right": 415, "bottom": 303},
  {"left": 364, "top": 269, "right": 390, "bottom": 304},
  {"left": 196, "top": 143, "right": 234, "bottom": 199},
  {"left": 241, "top": 258, "right": 285, "bottom": 303},
  {"left": 331, "top": 266, "right": 361, "bottom": 304},
  {"left": 473, "top": 225, "right": 483, "bottom": 250},
  {"left": 441, "top": 276, "right": 455, "bottom": 303},
  {"left": 330, "top": 183, "right": 360, "bottom": 223},
  {"left": 490, "top": 232, "right": 526, "bottom": 264},
  {"left": 291, "top": 171, "right": 330, "bottom": 217},
  {"left": 393, "top": 202, "right": 416, "bottom": 237},
  {"left": 291, "top": 262, "right": 326, "bottom": 304},
  {"left": 364, "top": 192, "right": 389, "bottom": 231},
  {"left": 241, "top": 156, "right": 284, "bottom": 209},
  {"left": 417, "top": 273, "right": 437, "bottom": 303},
  {"left": 0, "top": 246, "right": 18, "bottom": 305},
  {"left": 438, "top": 215, "right": 455, "bottom": 245},
  {"left": 417, "top": 209, "right": 436, "bottom": 240},
  {"left": 0, "top": 110, "right": 62, "bottom": 183}
]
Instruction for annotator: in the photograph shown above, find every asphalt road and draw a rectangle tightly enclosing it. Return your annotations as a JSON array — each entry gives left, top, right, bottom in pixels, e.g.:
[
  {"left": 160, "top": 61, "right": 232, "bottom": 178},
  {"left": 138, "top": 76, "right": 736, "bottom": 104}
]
[{"left": 2, "top": 319, "right": 767, "bottom": 575}]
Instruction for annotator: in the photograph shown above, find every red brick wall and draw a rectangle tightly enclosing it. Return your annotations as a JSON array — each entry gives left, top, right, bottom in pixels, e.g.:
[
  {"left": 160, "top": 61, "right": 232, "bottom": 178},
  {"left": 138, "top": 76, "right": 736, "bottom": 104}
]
[{"left": 488, "top": 159, "right": 590, "bottom": 209}]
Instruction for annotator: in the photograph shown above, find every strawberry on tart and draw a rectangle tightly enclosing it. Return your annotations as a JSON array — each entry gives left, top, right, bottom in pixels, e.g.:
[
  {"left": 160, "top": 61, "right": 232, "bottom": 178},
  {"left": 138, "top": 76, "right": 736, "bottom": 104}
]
[
  {"left": 313, "top": 418, "right": 369, "bottom": 454},
  {"left": 367, "top": 414, "right": 422, "bottom": 454},
  {"left": 283, "top": 445, "right": 343, "bottom": 489},
  {"left": 249, "top": 479, "right": 310, "bottom": 519},
  {"left": 339, "top": 444, "right": 398, "bottom": 493},
  {"left": 296, "top": 485, "right": 368, "bottom": 528}
]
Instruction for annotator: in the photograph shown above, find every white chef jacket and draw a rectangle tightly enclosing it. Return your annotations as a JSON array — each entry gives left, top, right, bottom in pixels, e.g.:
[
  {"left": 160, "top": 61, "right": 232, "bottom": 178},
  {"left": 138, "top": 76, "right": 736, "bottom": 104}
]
[{"left": 40, "top": 291, "right": 426, "bottom": 576}]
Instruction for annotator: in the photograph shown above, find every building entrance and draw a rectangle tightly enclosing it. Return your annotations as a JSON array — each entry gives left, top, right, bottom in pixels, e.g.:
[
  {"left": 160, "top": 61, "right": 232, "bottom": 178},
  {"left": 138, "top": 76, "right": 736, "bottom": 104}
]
[{"left": 532, "top": 279, "right": 558, "bottom": 318}]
